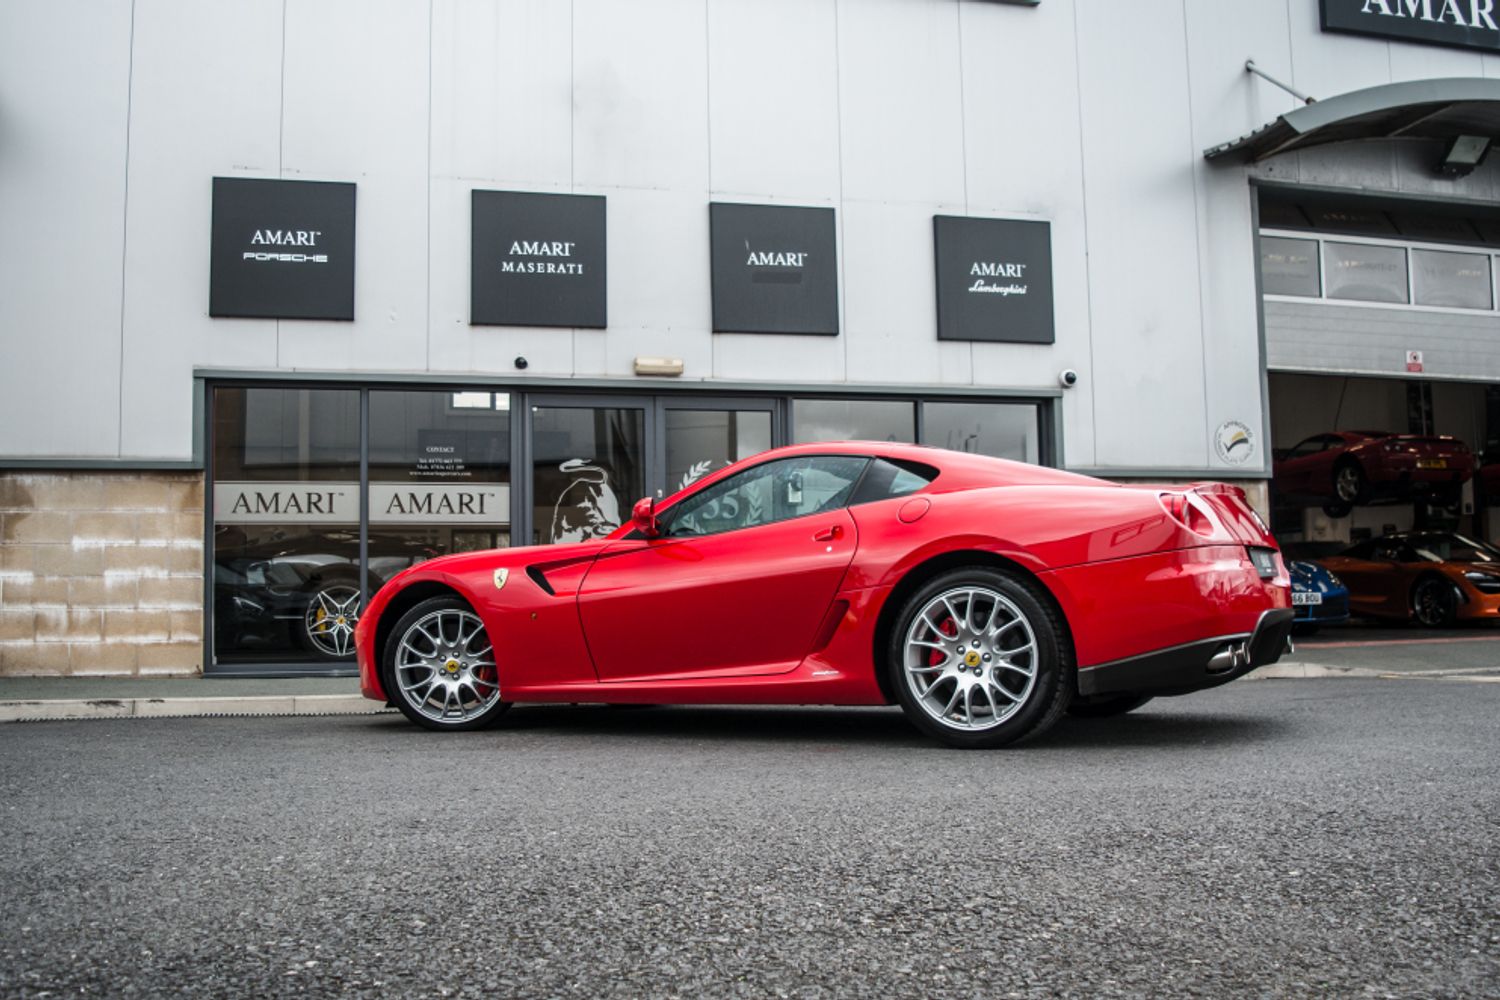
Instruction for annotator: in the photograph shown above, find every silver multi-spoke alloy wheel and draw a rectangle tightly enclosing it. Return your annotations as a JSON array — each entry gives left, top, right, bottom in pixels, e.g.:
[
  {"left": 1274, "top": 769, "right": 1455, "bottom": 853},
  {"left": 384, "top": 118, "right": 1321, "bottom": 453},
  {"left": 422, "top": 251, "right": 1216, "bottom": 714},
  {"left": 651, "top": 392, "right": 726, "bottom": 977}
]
[
  {"left": 901, "top": 585, "right": 1039, "bottom": 732},
  {"left": 304, "top": 583, "right": 361, "bottom": 658},
  {"left": 393, "top": 606, "right": 502, "bottom": 726}
]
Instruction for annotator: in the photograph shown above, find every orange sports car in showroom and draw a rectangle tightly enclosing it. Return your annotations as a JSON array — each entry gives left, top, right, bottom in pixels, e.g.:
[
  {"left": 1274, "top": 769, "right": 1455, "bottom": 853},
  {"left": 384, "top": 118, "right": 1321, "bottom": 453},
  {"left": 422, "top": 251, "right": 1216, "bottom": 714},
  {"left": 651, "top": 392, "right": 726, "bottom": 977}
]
[{"left": 1318, "top": 531, "right": 1500, "bottom": 627}]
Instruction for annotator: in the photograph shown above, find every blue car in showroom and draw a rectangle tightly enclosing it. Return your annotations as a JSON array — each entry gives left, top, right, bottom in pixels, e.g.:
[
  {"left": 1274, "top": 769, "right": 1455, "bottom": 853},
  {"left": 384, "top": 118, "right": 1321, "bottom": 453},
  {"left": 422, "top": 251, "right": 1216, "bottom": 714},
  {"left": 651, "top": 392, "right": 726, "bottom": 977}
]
[{"left": 1288, "top": 559, "right": 1350, "bottom": 633}]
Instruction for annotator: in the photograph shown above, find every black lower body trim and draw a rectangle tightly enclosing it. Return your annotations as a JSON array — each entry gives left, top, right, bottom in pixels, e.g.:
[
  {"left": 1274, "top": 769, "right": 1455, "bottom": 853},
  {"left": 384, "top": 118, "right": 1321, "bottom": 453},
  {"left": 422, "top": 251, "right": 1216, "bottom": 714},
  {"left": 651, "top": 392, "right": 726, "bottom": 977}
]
[{"left": 1077, "top": 609, "right": 1295, "bottom": 699}]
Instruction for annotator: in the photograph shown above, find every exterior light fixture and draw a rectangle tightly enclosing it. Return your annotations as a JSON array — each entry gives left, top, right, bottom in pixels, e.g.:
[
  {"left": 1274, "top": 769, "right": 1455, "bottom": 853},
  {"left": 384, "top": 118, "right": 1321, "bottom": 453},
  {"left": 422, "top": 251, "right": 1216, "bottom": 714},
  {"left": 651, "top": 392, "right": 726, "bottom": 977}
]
[
  {"left": 1438, "top": 135, "right": 1490, "bottom": 178},
  {"left": 633, "top": 356, "right": 685, "bottom": 376}
]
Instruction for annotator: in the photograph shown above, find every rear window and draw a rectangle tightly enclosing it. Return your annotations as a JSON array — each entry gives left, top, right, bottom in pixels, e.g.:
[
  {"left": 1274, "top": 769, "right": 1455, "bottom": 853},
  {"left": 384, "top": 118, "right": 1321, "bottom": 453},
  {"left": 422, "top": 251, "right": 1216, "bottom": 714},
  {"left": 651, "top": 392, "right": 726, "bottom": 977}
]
[{"left": 851, "top": 458, "right": 938, "bottom": 505}]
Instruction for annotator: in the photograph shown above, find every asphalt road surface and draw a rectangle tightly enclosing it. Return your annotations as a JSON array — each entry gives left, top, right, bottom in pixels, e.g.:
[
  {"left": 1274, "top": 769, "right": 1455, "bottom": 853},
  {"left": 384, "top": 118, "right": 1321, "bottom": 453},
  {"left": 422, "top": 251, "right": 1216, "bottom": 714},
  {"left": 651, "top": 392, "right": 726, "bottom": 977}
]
[{"left": 2, "top": 679, "right": 1497, "bottom": 999}]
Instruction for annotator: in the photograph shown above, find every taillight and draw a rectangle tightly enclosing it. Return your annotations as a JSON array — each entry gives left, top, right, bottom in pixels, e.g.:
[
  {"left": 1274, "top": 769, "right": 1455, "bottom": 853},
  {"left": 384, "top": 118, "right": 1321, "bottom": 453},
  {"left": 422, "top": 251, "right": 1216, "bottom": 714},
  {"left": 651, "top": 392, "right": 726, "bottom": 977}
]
[{"left": 1159, "top": 492, "right": 1212, "bottom": 535}]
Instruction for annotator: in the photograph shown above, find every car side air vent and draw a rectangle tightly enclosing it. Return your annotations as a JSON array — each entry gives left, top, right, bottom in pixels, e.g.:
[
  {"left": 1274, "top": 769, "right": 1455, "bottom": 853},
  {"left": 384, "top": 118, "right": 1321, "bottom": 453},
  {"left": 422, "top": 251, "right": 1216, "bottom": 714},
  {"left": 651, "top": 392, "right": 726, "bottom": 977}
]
[{"left": 526, "top": 565, "right": 556, "bottom": 596}]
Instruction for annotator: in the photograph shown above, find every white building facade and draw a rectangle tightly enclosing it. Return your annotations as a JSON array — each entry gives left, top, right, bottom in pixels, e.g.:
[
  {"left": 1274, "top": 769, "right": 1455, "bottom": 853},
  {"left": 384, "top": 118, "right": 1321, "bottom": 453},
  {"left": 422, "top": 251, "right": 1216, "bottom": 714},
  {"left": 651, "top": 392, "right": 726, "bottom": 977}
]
[{"left": 3, "top": 0, "right": 1499, "bottom": 676}]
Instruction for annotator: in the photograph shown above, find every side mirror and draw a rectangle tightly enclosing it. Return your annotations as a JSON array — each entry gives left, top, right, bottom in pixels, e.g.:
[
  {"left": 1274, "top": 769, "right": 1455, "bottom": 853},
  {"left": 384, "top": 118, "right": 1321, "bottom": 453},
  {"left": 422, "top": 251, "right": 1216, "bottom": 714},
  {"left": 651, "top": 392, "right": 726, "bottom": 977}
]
[{"left": 631, "top": 496, "right": 660, "bottom": 539}]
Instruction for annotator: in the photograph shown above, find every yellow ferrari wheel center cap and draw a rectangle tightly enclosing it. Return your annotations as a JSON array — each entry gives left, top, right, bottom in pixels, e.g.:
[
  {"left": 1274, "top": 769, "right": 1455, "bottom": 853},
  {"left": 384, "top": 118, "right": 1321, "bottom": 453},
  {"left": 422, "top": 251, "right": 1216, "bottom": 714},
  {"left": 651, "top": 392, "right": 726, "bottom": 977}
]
[
  {"left": 964, "top": 651, "right": 981, "bottom": 668},
  {"left": 444, "top": 659, "right": 460, "bottom": 674}
]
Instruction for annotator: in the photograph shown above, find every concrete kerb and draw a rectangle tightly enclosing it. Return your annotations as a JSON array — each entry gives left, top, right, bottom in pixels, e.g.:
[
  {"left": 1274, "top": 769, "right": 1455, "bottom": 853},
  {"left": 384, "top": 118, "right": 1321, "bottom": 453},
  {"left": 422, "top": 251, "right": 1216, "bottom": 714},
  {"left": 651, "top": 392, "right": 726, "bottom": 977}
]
[
  {"left": 0, "top": 694, "right": 390, "bottom": 723},
  {"left": 4, "top": 663, "right": 1498, "bottom": 724}
]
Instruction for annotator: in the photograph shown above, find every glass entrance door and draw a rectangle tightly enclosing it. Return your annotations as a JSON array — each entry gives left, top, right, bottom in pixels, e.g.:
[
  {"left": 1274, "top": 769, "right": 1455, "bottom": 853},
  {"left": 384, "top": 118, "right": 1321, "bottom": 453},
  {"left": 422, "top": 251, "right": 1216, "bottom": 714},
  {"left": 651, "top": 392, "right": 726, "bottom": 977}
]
[{"left": 528, "top": 398, "right": 649, "bottom": 545}]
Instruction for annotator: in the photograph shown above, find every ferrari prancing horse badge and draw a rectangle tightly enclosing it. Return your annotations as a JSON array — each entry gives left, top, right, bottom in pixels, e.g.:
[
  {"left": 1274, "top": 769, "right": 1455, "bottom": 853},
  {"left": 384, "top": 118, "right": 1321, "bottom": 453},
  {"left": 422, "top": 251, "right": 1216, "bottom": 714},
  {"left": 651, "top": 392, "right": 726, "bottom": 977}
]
[{"left": 493, "top": 568, "right": 509, "bottom": 590}]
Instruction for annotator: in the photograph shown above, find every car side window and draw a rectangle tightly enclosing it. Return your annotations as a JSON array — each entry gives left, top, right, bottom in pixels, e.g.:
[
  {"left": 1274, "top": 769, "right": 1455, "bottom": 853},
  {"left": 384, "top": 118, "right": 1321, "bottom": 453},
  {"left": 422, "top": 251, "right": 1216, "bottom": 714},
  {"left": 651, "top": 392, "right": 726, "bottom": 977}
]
[
  {"left": 664, "top": 455, "right": 870, "bottom": 538},
  {"left": 850, "top": 458, "right": 939, "bottom": 505},
  {"left": 1291, "top": 437, "right": 1328, "bottom": 458}
]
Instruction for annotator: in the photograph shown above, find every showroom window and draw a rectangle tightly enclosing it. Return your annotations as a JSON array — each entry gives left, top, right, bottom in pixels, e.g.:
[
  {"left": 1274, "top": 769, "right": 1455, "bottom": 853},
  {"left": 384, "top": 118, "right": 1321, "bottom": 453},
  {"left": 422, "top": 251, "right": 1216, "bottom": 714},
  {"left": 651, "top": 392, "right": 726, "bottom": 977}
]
[
  {"left": 793, "top": 398, "right": 1044, "bottom": 464},
  {"left": 211, "top": 387, "right": 363, "bottom": 667},
  {"left": 209, "top": 385, "right": 1051, "bottom": 674},
  {"left": 793, "top": 399, "right": 916, "bottom": 444},
  {"left": 923, "top": 402, "right": 1039, "bottom": 462},
  {"left": 210, "top": 386, "right": 512, "bottom": 673}
]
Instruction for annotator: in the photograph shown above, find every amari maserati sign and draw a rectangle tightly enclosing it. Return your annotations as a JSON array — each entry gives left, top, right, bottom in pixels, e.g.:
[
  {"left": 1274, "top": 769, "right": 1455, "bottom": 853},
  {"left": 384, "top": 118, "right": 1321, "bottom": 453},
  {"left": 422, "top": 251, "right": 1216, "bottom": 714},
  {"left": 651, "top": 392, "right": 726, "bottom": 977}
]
[
  {"left": 933, "top": 216, "right": 1055, "bottom": 344},
  {"left": 709, "top": 203, "right": 839, "bottom": 335},
  {"left": 1321, "top": 0, "right": 1500, "bottom": 52},
  {"left": 209, "top": 177, "right": 357, "bottom": 320},
  {"left": 472, "top": 190, "right": 606, "bottom": 328}
]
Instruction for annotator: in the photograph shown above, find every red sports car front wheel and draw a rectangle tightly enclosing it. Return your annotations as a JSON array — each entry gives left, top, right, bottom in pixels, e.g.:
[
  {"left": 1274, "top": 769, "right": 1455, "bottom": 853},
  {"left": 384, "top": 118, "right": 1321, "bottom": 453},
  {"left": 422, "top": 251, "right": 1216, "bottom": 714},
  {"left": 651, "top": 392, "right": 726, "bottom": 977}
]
[
  {"left": 384, "top": 596, "right": 511, "bottom": 731},
  {"left": 889, "top": 568, "right": 1072, "bottom": 749}
]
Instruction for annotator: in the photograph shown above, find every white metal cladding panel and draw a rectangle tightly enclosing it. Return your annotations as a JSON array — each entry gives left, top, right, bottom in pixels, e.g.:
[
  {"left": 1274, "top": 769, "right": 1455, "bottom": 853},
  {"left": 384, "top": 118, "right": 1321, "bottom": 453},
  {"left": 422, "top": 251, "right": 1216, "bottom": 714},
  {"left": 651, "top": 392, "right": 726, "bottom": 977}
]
[
  {"left": 958, "top": 0, "right": 1094, "bottom": 464},
  {"left": 835, "top": 0, "right": 965, "bottom": 207},
  {"left": 1073, "top": 0, "right": 1207, "bottom": 469},
  {"left": 118, "top": 0, "right": 283, "bottom": 461},
  {"left": 841, "top": 200, "right": 969, "bottom": 385},
  {"left": 600, "top": 187, "right": 715, "bottom": 378},
  {"left": 274, "top": 0, "right": 431, "bottom": 375},
  {"left": 1265, "top": 300, "right": 1500, "bottom": 380},
  {"left": 707, "top": 0, "right": 841, "bottom": 202},
  {"left": 1183, "top": 0, "right": 1298, "bottom": 474},
  {"left": 427, "top": 0, "right": 577, "bottom": 379},
  {"left": 430, "top": 0, "right": 573, "bottom": 189},
  {"left": 0, "top": 2, "right": 132, "bottom": 459},
  {"left": 571, "top": 0, "right": 710, "bottom": 193}
]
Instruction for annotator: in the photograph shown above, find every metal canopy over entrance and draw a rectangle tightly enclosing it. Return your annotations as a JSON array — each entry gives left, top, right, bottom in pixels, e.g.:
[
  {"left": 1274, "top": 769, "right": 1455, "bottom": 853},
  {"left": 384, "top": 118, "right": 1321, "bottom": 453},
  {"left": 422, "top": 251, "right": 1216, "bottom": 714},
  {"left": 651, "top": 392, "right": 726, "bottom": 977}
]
[{"left": 1206, "top": 77, "right": 1500, "bottom": 162}]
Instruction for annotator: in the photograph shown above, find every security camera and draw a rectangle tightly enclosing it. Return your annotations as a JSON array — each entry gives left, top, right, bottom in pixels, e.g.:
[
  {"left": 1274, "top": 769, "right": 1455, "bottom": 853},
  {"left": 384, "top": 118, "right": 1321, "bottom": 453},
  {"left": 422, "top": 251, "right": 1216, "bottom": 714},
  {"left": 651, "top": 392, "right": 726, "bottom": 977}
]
[{"left": 1058, "top": 368, "right": 1079, "bottom": 388}]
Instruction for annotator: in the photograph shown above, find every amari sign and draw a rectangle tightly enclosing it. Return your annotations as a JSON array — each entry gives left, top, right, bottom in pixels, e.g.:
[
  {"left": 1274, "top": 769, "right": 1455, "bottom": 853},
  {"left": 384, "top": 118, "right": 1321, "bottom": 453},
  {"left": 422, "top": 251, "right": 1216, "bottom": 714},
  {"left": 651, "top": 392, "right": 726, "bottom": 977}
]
[
  {"left": 709, "top": 203, "right": 839, "bottom": 335},
  {"left": 209, "top": 177, "right": 357, "bottom": 320},
  {"left": 1321, "top": 0, "right": 1500, "bottom": 52},
  {"left": 214, "top": 482, "right": 509, "bottom": 525},
  {"left": 471, "top": 190, "right": 607, "bottom": 328},
  {"left": 933, "top": 216, "right": 1055, "bottom": 344}
]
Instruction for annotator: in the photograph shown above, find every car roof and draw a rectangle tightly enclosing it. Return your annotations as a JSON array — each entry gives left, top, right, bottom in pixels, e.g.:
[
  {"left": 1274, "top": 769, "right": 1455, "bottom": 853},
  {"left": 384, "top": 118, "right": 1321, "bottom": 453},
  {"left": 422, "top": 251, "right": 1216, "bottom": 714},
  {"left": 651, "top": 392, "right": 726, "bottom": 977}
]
[{"left": 752, "top": 441, "right": 1111, "bottom": 490}]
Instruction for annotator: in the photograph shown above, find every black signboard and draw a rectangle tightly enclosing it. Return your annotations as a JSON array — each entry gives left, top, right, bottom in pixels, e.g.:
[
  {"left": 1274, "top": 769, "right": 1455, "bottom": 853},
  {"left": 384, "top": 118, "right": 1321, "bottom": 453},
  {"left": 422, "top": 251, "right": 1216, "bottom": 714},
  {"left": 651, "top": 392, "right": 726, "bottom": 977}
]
[
  {"left": 209, "top": 177, "right": 356, "bottom": 320},
  {"left": 471, "top": 190, "right": 606, "bottom": 328},
  {"left": 1320, "top": 0, "right": 1500, "bottom": 53},
  {"left": 933, "top": 216, "right": 1054, "bottom": 344},
  {"left": 709, "top": 203, "right": 839, "bottom": 336}
]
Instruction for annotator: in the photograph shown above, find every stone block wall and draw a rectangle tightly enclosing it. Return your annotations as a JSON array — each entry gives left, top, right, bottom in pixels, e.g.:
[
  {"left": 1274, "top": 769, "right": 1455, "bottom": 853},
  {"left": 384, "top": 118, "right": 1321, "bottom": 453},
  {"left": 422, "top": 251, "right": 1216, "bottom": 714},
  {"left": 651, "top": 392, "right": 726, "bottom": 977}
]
[{"left": 0, "top": 472, "right": 204, "bottom": 676}]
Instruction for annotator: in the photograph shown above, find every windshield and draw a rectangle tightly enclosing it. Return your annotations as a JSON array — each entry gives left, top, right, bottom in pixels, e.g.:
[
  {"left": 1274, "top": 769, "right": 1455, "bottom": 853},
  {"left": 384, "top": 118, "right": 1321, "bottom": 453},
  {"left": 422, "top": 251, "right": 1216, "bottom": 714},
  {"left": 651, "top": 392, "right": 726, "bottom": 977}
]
[{"left": 1406, "top": 533, "right": 1500, "bottom": 564}]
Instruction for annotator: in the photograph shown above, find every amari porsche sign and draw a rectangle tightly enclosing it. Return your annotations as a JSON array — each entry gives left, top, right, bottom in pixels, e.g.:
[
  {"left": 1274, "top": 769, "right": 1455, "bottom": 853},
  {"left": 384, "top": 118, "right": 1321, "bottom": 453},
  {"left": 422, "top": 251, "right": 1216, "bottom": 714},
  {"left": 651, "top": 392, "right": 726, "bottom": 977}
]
[
  {"left": 471, "top": 190, "right": 607, "bottom": 328},
  {"left": 209, "top": 177, "right": 357, "bottom": 320},
  {"left": 1321, "top": 0, "right": 1500, "bottom": 52}
]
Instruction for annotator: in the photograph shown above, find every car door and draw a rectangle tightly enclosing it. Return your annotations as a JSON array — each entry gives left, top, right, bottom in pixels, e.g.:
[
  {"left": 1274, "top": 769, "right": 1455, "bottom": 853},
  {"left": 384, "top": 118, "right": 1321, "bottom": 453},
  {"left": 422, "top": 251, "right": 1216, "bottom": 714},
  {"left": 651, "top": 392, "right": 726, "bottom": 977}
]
[
  {"left": 1328, "top": 540, "right": 1406, "bottom": 617},
  {"left": 577, "top": 454, "right": 868, "bottom": 682},
  {"left": 1277, "top": 436, "right": 1325, "bottom": 495}
]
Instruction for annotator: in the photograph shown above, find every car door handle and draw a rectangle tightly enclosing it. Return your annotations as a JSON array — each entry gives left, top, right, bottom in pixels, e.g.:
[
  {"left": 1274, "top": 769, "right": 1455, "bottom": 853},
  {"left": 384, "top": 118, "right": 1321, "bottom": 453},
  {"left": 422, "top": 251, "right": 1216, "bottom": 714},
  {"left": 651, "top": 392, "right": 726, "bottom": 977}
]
[{"left": 813, "top": 525, "right": 843, "bottom": 542}]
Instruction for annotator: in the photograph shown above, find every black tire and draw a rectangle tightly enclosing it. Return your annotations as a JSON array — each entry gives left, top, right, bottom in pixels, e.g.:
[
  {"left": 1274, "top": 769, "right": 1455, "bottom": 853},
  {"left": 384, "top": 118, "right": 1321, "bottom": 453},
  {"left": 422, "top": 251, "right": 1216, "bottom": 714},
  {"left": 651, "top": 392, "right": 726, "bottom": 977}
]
[
  {"left": 1067, "top": 693, "right": 1154, "bottom": 718},
  {"left": 887, "top": 567, "right": 1072, "bottom": 749},
  {"left": 1411, "top": 576, "right": 1458, "bottom": 628},
  {"left": 1321, "top": 501, "right": 1352, "bottom": 519},
  {"left": 382, "top": 596, "right": 510, "bottom": 731},
  {"left": 1333, "top": 459, "right": 1367, "bottom": 506}
]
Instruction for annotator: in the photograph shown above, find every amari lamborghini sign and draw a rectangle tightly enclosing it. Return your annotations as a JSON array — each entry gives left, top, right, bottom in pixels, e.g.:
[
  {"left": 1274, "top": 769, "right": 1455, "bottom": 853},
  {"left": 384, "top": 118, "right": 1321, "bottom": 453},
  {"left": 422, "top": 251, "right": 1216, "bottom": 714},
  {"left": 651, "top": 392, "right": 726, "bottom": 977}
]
[{"left": 1321, "top": 0, "right": 1500, "bottom": 52}]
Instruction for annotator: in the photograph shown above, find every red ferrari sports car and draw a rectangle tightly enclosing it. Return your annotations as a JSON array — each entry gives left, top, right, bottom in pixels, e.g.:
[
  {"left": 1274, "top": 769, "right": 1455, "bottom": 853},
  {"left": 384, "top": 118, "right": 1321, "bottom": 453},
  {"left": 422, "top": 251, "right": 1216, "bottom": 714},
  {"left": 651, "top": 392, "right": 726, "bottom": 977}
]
[
  {"left": 355, "top": 442, "right": 1293, "bottom": 748},
  {"left": 1273, "top": 431, "right": 1472, "bottom": 515}
]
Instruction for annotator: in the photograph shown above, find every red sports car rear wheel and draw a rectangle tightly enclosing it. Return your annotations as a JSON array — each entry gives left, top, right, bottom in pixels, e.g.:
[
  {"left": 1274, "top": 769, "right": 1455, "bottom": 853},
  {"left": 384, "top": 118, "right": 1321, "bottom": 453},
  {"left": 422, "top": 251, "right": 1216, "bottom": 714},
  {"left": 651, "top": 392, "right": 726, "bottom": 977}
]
[{"left": 890, "top": 568, "right": 1072, "bottom": 748}]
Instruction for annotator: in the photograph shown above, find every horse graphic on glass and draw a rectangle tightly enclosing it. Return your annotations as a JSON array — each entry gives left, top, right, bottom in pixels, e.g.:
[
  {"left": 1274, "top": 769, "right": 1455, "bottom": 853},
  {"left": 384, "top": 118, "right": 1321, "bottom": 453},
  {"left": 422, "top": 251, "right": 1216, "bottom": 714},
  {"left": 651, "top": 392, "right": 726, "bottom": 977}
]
[{"left": 550, "top": 459, "right": 622, "bottom": 543}]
